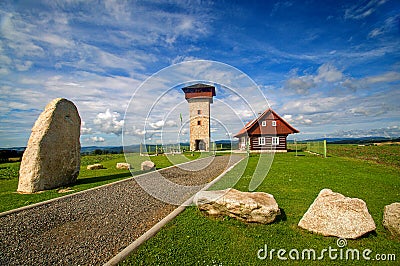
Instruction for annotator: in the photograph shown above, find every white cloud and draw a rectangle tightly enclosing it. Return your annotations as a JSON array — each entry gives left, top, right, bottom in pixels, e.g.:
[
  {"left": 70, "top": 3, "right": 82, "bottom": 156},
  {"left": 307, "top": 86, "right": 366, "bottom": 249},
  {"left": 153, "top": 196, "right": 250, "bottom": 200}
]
[
  {"left": 165, "top": 120, "right": 178, "bottom": 127},
  {"left": 81, "top": 121, "right": 92, "bottom": 135},
  {"left": 149, "top": 120, "right": 178, "bottom": 130},
  {"left": 344, "top": 0, "right": 388, "bottom": 20},
  {"left": 279, "top": 88, "right": 400, "bottom": 131},
  {"left": 180, "top": 128, "right": 188, "bottom": 135},
  {"left": 363, "top": 71, "right": 400, "bottom": 84},
  {"left": 368, "top": 28, "right": 383, "bottom": 38},
  {"left": 285, "top": 65, "right": 400, "bottom": 96},
  {"left": 329, "top": 126, "right": 400, "bottom": 138},
  {"left": 171, "top": 55, "right": 200, "bottom": 64},
  {"left": 342, "top": 71, "right": 400, "bottom": 91},
  {"left": 90, "top": 136, "right": 105, "bottom": 142},
  {"left": 1, "top": 2, "right": 200, "bottom": 77},
  {"left": 39, "top": 33, "right": 74, "bottom": 47},
  {"left": 368, "top": 15, "right": 399, "bottom": 38},
  {"left": 15, "top": 60, "right": 33, "bottom": 71},
  {"left": 284, "top": 63, "right": 344, "bottom": 94},
  {"left": 228, "top": 94, "right": 241, "bottom": 102},
  {"left": 284, "top": 76, "right": 315, "bottom": 94},
  {"left": 1, "top": 12, "right": 46, "bottom": 58},
  {"left": 283, "top": 114, "right": 292, "bottom": 120},
  {"left": 297, "top": 116, "right": 313, "bottom": 125},
  {"left": 149, "top": 120, "right": 165, "bottom": 130},
  {"left": 0, "top": 1, "right": 398, "bottom": 147},
  {"left": 341, "top": 78, "right": 360, "bottom": 91},
  {"left": 348, "top": 107, "right": 370, "bottom": 116},
  {"left": 93, "top": 109, "right": 124, "bottom": 135},
  {"left": 271, "top": 1, "right": 293, "bottom": 16},
  {"left": 283, "top": 114, "right": 312, "bottom": 125},
  {"left": 132, "top": 128, "right": 146, "bottom": 136},
  {"left": 314, "top": 63, "right": 343, "bottom": 83},
  {"left": 103, "top": 0, "right": 132, "bottom": 22},
  {"left": 234, "top": 109, "right": 256, "bottom": 119}
]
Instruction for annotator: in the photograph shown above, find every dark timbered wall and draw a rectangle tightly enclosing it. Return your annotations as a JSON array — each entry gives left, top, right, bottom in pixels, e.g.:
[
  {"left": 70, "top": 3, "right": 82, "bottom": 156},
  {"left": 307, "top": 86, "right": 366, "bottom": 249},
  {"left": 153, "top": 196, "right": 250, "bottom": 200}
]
[{"left": 250, "top": 135, "right": 287, "bottom": 150}]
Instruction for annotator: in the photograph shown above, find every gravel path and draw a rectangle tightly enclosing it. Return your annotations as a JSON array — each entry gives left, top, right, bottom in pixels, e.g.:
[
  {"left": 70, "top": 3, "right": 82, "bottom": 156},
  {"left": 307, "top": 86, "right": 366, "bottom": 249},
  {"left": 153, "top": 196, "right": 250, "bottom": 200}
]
[{"left": 0, "top": 154, "right": 243, "bottom": 266}]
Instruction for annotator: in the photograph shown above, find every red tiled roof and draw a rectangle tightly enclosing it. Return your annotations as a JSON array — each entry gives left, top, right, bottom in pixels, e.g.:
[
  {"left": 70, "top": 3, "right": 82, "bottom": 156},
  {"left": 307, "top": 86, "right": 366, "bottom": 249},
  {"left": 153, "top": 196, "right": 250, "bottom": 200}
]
[{"left": 234, "top": 108, "right": 299, "bottom": 137}]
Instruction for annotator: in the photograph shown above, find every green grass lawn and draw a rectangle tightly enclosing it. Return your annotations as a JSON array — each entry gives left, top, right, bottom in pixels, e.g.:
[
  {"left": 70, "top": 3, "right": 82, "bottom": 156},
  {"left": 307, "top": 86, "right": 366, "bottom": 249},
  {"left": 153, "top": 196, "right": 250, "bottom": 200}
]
[
  {"left": 328, "top": 144, "right": 400, "bottom": 168},
  {"left": 0, "top": 152, "right": 206, "bottom": 213},
  {"left": 122, "top": 149, "right": 400, "bottom": 265}
]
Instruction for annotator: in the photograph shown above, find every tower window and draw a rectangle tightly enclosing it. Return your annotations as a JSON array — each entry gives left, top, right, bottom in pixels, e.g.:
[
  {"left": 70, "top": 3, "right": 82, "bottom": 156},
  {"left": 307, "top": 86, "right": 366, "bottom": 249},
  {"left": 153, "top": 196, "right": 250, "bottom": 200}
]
[
  {"left": 197, "top": 109, "right": 202, "bottom": 115},
  {"left": 197, "top": 120, "right": 201, "bottom": 125},
  {"left": 262, "top": 121, "right": 266, "bottom": 126},
  {"left": 272, "top": 121, "right": 277, "bottom": 126}
]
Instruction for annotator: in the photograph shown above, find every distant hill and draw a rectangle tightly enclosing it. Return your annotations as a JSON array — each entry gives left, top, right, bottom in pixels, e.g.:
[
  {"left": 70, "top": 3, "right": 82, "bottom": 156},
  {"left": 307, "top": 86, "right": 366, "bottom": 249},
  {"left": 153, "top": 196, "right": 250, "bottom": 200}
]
[
  {"left": 81, "top": 146, "right": 124, "bottom": 154},
  {"left": 215, "top": 139, "right": 238, "bottom": 144},
  {"left": 1, "top": 137, "right": 399, "bottom": 158},
  {"left": 0, "top": 147, "right": 26, "bottom": 152}
]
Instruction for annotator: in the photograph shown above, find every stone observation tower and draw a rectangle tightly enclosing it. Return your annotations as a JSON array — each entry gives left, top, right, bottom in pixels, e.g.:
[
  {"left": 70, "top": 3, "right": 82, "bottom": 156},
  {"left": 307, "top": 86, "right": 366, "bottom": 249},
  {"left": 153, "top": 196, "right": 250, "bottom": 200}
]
[{"left": 182, "top": 83, "right": 216, "bottom": 151}]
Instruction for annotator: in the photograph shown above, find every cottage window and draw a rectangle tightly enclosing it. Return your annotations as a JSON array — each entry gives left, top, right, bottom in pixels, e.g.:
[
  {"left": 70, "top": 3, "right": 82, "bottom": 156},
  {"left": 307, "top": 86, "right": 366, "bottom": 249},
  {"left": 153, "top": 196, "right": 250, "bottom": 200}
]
[
  {"left": 240, "top": 137, "right": 247, "bottom": 149},
  {"left": 272, "top": 137, "right": 279, "bottom": 145},
  {"left": 262, "top": 121, "right": 266, "bottom": 126},
  {"left": 272, "top": 121, "right": 276, "bottom": 126},
  {"left": 197, "top": 120, "right": 201, "bottom": 125},
  {"left": 258, "top": 137, "right": 266, "bottom": 146}
]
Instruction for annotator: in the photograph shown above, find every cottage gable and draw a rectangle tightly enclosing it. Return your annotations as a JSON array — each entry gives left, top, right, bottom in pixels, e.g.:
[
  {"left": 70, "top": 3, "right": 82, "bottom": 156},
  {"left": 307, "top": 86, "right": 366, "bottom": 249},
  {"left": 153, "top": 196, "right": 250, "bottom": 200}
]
[
  {"left": 234, "top": 108, "right": 299, "bottom": 152},
  {"left": 234, "top": 109, "right": 299, "bottom": 137}
]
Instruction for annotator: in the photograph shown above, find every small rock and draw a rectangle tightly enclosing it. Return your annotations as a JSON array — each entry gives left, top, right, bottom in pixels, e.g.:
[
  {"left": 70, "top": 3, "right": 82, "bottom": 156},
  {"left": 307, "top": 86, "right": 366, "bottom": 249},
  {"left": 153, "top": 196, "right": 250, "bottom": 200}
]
[
  {"left": 193, "top": 188, "right": 280, "bottom": 224},
  {"left": 116, "top": 163, "right": 131, "bottom": 170},
  {"left": 298, "top": 189, "right": 376, "bottom": 239},
  {"left": 58, "top": 188, "right": 74, "bottom": 193},
  {"left": 87, "top": 164, "right": 104, "bottom": 170},
  {"left": 383, "top": 202, "right": 400, "bottom": 239},
  {"left": 141, "top": 160, "right": 155, "bottom": 171}
]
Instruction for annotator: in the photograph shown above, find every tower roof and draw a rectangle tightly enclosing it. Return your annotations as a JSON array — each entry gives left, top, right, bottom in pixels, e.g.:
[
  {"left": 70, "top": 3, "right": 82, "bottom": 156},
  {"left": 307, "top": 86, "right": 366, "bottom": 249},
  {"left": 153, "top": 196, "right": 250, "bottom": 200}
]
[{"left": 182, "top": 83, "right": 216, "bottom": 100}]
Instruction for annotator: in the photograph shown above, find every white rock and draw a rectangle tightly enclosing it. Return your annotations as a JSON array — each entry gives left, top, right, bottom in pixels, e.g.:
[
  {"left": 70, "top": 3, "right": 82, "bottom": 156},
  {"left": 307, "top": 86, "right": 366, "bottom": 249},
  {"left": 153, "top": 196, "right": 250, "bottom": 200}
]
[
  {"left": 116, "top": 162, "right": 131, "bottom": 170},
  {"left": 18, "top": 98, "right": 81, "bottom": 193},
  {"left": 298, "top": 189, "right": 376, "bottom": 239},
  {"left": 194, "top": 188, "right": 281, "bottom": 224},
  {"left": 141, "top": 160, "right": 155, "bottom": 171},
  {"left": 87, "top": 164, "right": 104, "bottom": 170},
  {"left": 383, "top": 202, "right": 400, "bottom": 239}
]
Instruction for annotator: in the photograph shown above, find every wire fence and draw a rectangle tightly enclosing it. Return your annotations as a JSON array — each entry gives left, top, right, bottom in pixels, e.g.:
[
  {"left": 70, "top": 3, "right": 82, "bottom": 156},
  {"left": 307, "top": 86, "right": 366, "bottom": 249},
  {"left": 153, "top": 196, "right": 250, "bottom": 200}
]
[
  {"left": 287, "top": 140, "right": 327, "bottom": 158},
  {"left": 306, "top": 140, "right": 327, "bottom": 158},
  {"left": 138, "top": 142, "right": 238, "bottom": 155}
]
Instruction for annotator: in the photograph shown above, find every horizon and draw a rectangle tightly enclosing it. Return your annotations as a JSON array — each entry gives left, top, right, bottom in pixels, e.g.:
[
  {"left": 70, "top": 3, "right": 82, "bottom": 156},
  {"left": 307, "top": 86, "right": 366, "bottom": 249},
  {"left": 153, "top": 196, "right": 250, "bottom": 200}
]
[
  {"left": 0, "top": 1, "right": 399, "bottom": 148},
  {"left": 2, "top": 135, "right": 400, "bottom": 150}
]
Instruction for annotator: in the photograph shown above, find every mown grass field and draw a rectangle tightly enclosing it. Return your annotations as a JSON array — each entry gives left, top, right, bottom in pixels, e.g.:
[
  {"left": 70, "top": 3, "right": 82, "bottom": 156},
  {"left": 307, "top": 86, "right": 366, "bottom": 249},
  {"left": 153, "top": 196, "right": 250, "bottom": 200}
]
[
  {"left": 328, "top": 144, "right": 400, "bottom": 168},
  {"left": 287, "top": 143, "right": 400, "bottom": 168},
  {"left": 0, "top": 152, "right": 206, "bottom": 213},
  {"left": 123, "top": 145, "right": 400, "bottom": 265}
]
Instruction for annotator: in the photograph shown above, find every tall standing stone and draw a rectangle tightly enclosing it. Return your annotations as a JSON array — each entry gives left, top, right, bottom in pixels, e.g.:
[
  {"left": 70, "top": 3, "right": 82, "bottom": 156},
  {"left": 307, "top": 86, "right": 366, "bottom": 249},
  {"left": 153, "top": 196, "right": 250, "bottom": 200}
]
[{"left": 18, "top": 98, "right": 81, "bottom": 193}]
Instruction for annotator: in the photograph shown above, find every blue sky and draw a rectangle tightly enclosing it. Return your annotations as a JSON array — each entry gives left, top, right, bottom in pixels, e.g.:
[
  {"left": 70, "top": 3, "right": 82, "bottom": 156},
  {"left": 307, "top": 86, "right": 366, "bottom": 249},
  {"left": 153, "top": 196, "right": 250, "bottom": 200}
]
[{"left": 0, "top": 0, "right": 399, "bottom": 147}]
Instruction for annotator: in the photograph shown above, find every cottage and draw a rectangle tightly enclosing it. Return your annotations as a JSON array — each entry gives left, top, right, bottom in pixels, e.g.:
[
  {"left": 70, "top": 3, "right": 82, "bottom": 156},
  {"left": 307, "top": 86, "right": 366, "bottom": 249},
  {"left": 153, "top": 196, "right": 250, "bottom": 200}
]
[{"left": 234, "top": 108, "right": 299, "bottom": 152}]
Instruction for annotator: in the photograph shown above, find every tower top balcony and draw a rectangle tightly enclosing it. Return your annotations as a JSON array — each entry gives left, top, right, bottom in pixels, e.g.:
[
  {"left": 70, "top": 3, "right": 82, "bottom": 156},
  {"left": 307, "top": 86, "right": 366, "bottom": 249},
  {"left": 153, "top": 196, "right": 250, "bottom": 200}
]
[{"left": 182, "top": 83, "right": 216, "bottom": 102}]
